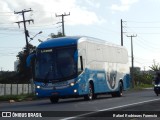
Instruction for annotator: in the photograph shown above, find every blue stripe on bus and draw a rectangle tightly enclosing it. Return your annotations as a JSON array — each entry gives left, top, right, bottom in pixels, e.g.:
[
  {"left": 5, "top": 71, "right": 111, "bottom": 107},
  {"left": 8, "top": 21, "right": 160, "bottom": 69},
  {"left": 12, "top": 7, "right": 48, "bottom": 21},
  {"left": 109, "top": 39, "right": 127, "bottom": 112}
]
[{"left": 37, "top": 37, "right": 80, "bottom": 49}]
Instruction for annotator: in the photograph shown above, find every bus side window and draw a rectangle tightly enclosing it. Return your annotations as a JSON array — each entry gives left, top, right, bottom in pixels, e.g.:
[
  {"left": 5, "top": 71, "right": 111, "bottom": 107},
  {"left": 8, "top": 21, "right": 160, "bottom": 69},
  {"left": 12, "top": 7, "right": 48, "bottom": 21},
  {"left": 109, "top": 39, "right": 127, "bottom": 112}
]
[{"left": 78, "top": 56, "right": 83, "bottom": 74}]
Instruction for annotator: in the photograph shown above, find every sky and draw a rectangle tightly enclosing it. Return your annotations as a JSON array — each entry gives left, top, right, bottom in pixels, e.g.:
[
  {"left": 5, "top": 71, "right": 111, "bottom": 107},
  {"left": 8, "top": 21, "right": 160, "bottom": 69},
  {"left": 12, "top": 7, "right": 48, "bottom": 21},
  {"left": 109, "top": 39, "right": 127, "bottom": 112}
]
[{"left": 0, "top": 0, "right": 160, "bottom": 71}]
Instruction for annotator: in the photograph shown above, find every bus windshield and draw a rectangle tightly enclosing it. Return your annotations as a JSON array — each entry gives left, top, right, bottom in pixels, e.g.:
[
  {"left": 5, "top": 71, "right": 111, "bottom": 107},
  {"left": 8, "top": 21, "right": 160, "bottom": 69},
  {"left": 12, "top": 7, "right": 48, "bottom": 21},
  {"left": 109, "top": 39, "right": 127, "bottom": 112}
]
[{"left": 35, "top": 46, "right": 77, "bottom": 83}]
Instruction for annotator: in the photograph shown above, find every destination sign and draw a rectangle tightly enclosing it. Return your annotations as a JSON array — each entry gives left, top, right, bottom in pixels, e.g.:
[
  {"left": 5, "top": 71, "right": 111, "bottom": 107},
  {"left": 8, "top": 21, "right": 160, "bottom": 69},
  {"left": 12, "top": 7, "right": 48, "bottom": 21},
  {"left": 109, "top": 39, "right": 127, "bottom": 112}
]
[{"left": 41, "top": 49, "right": 52, "bottom": 53}]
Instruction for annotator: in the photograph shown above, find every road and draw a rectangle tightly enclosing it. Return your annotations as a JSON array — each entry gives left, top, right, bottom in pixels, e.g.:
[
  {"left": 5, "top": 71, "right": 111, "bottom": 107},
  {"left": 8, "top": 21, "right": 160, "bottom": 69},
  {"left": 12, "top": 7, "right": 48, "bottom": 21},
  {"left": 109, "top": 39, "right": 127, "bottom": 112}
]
[{"left": 1, "top": 88, "right": 160, "bottom": 120}]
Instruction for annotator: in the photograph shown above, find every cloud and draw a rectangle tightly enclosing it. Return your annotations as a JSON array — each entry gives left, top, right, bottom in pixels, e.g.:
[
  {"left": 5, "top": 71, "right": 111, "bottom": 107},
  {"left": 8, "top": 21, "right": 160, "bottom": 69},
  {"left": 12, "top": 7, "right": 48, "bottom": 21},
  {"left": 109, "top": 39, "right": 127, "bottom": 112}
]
[
  {"left": 0, "top": 0, "right": 103, "bottom": 26},
  {"left": 111, "top": 0, "right": 139, "bottom": 12},
  {"left": 85, "top": 0, "right": 100, "bottom": 8}
]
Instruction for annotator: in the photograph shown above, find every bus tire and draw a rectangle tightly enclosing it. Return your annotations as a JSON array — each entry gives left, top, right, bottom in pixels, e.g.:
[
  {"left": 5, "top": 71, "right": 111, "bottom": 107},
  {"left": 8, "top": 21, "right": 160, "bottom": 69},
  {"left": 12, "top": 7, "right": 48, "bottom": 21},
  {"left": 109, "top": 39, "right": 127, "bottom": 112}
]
[
  {"left": 50, "top": 96, "right": 59, "bottom": 103},
  {"left": 155, "top": 92, "right": 159, "bottom": 96},
  {"left": 84, "top": 83, "right": 94, "bottom": 100},
  {"left": 112, "top": 82, "right": 123, "bottom": 97},
  {"left": 117, "top": 82, "right": 123, "bottom": 97}
]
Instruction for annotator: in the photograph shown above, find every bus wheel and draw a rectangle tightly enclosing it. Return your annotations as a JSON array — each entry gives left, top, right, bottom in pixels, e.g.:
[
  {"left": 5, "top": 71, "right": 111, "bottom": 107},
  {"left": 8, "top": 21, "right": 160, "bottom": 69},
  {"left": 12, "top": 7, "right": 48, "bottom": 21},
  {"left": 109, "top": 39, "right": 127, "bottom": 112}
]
[
  {"left": 116, "top": 82, "right": 123, "bottom": 97},
  {"left": 155, "top": 92, "right": 159, "bottom": 96},
  {"left": 118, "top": 82, "right": 123, "bottom": 97},
  {"left": 84, "top": 83, "right": 94, "bottom": 100},
  {"left": 50, "top": 96, "right": 59, "bottom": 103},
  {"left": 112, "top": 82, "right": 123, "bottom": 97}
]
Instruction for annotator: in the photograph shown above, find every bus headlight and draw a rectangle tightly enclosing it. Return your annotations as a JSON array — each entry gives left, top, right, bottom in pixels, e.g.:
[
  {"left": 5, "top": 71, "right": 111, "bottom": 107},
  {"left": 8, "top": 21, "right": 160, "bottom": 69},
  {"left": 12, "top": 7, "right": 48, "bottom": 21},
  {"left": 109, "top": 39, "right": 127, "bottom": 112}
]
[
  {"left": 70, "top": 82, "right": 75, "bottom": 86},
  {"left": 155, "top": 84, "right": 160, "bottom": 87},
  {"left": 36, "top": 86, "right": 41, "bottom": 89},
  {"left": 74, "top": 89, "right": 77, "bottom": 93}
]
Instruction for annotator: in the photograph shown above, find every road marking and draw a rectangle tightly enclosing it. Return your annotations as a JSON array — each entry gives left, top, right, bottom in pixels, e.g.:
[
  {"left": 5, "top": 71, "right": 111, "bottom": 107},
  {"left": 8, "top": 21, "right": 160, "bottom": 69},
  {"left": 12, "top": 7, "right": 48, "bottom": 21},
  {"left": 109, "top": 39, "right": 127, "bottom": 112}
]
[
  {"left": 61, "top": 98, "right": 160, "bottom": 120},
  {"left": 99, "top": 98, "right": 160, "bottom": 111}
]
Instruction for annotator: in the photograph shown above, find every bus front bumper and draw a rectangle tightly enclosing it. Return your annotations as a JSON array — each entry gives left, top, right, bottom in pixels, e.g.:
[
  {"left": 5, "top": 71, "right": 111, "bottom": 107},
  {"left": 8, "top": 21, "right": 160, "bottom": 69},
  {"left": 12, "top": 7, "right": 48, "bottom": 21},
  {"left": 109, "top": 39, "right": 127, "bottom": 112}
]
[{"left": 35, "top": 84, "right": 79, "bottom": 98}]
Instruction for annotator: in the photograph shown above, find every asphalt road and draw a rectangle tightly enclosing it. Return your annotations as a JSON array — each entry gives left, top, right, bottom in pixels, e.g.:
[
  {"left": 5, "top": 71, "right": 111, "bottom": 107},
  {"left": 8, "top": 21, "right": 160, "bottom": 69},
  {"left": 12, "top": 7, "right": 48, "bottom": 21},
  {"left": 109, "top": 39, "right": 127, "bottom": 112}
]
[{"left": 1, "top": 88, "right": 160, "bottom": 120}]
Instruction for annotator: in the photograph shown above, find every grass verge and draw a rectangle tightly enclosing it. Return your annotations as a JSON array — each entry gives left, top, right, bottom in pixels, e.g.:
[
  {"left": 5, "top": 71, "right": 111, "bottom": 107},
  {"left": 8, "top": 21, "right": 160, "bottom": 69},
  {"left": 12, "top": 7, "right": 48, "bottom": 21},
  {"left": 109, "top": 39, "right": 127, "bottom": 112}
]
[
  {"left": 129, "top": 84, "right": 153, "bottom": 91},
  {"left": 0, "top": 94, "right": 36, "bottom": 102}
]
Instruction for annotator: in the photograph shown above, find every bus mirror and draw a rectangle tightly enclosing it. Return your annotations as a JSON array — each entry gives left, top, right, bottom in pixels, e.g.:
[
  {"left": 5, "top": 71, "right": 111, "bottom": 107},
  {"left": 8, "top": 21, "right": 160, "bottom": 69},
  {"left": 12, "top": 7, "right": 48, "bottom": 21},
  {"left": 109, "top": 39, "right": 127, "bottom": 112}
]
[
  {"left": 80, "top": 56, "right": 83, "bottom": 70},
  {"left": 26, "top": 53, "right": 36, "bottom": 68}
]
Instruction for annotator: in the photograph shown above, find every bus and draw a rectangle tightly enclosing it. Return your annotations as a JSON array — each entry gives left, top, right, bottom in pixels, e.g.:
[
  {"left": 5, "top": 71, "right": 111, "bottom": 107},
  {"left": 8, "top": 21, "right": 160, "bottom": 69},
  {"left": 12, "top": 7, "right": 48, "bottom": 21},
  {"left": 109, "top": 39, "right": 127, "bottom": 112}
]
[{"left": 27, "top": 36, "right": 130, "bottom": 103}]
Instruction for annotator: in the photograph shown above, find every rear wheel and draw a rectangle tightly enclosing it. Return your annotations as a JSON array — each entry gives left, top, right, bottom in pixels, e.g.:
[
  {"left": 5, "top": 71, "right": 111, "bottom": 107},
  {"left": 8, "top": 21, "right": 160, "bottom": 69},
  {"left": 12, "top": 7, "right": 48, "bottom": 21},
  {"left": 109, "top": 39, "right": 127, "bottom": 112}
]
[
  {"left": 50, "top": 96, "right": 59, "bottom": 103},
  {"left": 112, "top": 82, "right": 123, "bottom": 97},
  {"left": 84, "top": 83, "right": 94, "bottom": 100},
  {"left": 117, "top": 82, "right": 123, "bottom": 97}
]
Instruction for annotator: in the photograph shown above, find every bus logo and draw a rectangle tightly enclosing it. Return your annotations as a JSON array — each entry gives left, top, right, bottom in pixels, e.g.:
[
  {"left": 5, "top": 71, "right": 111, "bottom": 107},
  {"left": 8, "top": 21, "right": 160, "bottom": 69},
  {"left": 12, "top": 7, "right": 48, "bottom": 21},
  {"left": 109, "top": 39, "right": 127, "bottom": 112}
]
[{"left": 107, "top": 71, "right": 117, "bottom": 89}]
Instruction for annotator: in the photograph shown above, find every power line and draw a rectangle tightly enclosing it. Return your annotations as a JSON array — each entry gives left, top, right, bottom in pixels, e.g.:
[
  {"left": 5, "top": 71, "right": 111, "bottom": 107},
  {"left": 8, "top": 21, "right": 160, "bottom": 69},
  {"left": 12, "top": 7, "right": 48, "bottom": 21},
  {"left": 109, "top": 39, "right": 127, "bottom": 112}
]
[
  {"left": 127, "top": 26, "right": 160, "bottom": 28},
  {"left": 127, "top": 21, "right": 160, "bottom": 23},
  {"left": 124, "top": 24, "right": 160, "bottom": 51}
]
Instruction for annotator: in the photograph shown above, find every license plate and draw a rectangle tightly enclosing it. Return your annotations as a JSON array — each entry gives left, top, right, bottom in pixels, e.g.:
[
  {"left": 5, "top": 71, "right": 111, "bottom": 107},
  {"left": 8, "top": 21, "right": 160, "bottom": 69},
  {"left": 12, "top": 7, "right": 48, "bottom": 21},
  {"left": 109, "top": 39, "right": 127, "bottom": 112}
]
[{"left": 52, "top": 92, "right": 58, "bottom": 95}]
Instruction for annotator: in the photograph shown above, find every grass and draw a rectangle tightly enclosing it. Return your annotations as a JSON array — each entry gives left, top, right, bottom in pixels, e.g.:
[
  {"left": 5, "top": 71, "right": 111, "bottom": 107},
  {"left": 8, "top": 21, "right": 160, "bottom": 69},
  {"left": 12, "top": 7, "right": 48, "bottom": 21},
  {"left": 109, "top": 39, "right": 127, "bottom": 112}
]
[
  {"left": 0, "top": 94, "right": 36, "bottom": 102},
  {"left": 129, "top": 84, "right": 153, "bottom": 91}
]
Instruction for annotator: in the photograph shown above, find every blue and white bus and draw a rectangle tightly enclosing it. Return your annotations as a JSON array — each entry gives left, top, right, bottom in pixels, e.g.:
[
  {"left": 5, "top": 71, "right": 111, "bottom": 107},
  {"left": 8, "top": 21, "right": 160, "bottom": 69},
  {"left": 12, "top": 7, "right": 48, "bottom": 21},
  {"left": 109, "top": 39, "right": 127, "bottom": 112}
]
[{"left": 27, "top": 36, "right": 130, "bottom": 103}]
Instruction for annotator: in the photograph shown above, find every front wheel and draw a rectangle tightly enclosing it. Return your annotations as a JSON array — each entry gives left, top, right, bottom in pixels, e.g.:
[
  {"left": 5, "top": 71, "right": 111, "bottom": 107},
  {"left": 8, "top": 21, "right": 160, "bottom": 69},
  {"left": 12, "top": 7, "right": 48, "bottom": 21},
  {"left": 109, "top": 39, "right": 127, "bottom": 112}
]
[
  {"left": 155, "top": 91, "right": 159, "bottom": 96},
  {"left": 50, "top": 96, "right": 59, "bottom": 103},
  {"left": 84, "top": 83, "right": 94, "bottom": 100}
]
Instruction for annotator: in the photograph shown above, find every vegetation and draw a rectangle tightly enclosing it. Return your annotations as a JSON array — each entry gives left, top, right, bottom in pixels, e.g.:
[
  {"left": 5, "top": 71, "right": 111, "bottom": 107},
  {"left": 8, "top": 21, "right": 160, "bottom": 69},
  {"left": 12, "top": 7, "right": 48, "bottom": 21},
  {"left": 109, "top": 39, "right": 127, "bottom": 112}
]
[
  {"left": 0, "top": 71, "right": 19, "bottom": 84},
  {"left": 0, "top": 94, "right": 36, "bottom": 102},
  {"left": 50, "top": 32, "right": 64, "bottom": 38},
  {"left": 132, "top": 60, "right": 160, "bottom": 89},
  {"left": 16, "top": 43, "right": 36, "bottom": 83},
  {"left": 134, "top": 71, "right": 154, "bottom": 86},
  {"left": 149, "top": 60, "right": 160, "bottom": 71}
]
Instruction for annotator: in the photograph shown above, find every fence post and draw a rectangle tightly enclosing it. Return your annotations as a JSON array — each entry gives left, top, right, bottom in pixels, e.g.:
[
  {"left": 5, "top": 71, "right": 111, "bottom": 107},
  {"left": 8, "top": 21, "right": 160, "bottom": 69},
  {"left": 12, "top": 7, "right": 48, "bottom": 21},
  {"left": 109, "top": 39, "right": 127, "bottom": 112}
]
[
  {"left": 4, "top": 84, "right": 6, "bottom": 96},
  {"left": 30, "top": 78, "right": 34, "bottom": 94},
  {"left": 28, "top": 83, "right": 29, "bottom": 94},
  {"left": 22, "top": 84, "right": 24, "bottom": 95},
  {"left": 11, "top": 84, "right": 12, "bottom": 95},
  {"left": 17, "top": 84, "right": 18, "bottom": 95}
]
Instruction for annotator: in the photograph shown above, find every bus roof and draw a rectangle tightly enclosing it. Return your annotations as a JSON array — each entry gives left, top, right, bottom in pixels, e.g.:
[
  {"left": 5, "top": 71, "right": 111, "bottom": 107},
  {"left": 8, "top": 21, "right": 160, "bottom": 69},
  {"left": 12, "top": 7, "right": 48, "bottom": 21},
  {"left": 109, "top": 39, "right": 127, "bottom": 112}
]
[
  {"left": 37, "top": 36, "right": 80, "bottom": 49},
  {"left": 37, "top": 36, "right": 125, "bottom": 49}
]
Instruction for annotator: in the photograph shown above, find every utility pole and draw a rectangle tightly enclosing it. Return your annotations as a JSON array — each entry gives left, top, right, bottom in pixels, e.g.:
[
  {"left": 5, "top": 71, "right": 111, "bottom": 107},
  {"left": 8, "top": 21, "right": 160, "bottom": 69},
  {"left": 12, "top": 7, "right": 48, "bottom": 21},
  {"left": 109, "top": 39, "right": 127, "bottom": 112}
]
[
  {"left": 121, "top": 19, "right": 123, "bottom": 46},
  {"left": 14, "top": 9, "right": 34, "bottom": 94},
  {"left": 14, "top": 8, "right": 34, "bottom": 53},
  {"left": 127, "top": 34, "right": 137, "bottom": 88},
  {"left": 56, "top": 12, "right": 70, "bottom": 36}
]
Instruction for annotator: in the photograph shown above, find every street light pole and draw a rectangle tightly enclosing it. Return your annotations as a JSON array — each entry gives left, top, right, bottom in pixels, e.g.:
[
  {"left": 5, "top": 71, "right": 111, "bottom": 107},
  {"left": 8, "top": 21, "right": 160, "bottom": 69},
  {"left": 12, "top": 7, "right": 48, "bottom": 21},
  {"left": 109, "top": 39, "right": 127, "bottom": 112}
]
[{"left": 29, "top": 31, "right": 43, "bottom": 42}]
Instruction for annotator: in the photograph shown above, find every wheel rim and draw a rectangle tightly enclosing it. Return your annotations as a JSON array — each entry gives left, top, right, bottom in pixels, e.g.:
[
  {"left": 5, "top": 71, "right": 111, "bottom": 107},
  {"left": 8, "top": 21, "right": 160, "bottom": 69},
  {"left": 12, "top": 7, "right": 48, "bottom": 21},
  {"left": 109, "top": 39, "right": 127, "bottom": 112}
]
[
  {"left": 119, "top": 83, "right": 123, "bottom": 96},
  {"left": 89, "top": 84, "right": 93, "bottom": 100}
]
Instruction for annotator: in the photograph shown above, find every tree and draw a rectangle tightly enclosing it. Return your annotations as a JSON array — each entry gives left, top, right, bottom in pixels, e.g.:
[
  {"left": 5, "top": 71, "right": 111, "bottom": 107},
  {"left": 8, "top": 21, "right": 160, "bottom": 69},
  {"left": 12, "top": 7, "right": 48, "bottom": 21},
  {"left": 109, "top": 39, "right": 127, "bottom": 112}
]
[
  {"left": 134, "top": 71, "right": 153, "bottom": 85},
  {"left": 50, "top": 32, "right": 64, "bottom": 38},
  {"left": 16, "top": 43, "right": 36, "bottom": 83},
  {"left": 149, "top": 60, "right": 160, "bottom": 71}
]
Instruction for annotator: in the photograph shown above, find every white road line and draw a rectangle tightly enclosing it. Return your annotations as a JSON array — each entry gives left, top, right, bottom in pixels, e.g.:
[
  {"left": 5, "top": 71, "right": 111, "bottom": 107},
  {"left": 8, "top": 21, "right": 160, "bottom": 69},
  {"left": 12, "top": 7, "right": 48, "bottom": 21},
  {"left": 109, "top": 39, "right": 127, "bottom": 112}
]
[
  {"left": 61, "top": 98, "right": 160, "bottom": 120},
  {"left": 99, "top": 98, "right": 160, "bottom": 111}
]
